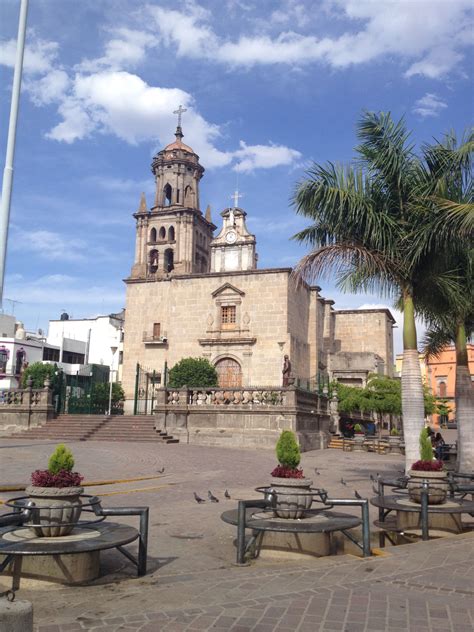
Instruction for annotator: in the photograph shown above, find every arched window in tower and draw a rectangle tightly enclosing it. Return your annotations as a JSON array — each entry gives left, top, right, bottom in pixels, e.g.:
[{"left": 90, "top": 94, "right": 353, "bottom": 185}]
[
  {"left": 163, "top": 183, "right": 172, "bottom": 206},
  {"left": 149, "top": 249, "right": 159, "bottom": 272},
  {"left": 184, "top": 185, "right": 193, "bottom": 205},
  {"left": 150, "top": 227, "right": 157, "bottom": 243},
  {"left": 164, "top": 248, "right": 174, "bottom": 272},
  {"left": 159, "top": 226, "right": 166, "bottom": 240},
  {"left": 168, "top": 226, "right": 175, "bottom": 241}
]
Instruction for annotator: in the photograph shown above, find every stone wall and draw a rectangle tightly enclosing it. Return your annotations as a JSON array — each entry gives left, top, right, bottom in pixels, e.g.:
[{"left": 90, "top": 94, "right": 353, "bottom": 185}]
[
  {"left": 0, "top": 383, "right": 54, "bottom": 435},
  {"left": 153, "top": 385, "right": 331, "bottom": 451},
  {"left": 332, "top": 309, "right": 395, "bottom": 376}
]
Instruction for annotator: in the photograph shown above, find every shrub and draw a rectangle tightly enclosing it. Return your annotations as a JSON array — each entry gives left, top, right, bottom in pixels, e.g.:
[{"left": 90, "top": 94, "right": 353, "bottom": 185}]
[
  {"left": 271, "top": 430, "right": 305, "bottom": 478},
  {"left": 354, "top": 423, "right": 363, "bottom": 434},
  {"left": 390, "top": 427, "right": 400, "bottom": 436},
  {"left": 30, "top": 444, "right": 83, "bottom": 487},
  {"left": 168, "top": 357, "right": 218, "bottom": 388},
  {"left": 419, "top": 427, "right": 434, "bottom": 462},
  {"left": 48, "top": 444, "right": 74, "bottom": 474}
]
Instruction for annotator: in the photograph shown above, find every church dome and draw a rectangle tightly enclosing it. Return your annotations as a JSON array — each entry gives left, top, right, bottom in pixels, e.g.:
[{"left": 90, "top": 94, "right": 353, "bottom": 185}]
[{"left": 164, "top": 137, "right": 194, "bottom": 154}]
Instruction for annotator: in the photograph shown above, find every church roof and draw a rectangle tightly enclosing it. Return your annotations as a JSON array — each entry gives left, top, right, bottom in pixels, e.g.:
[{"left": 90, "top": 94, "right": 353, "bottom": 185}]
[{"left": 163, "top": 125, "right": 195, "bottom": 154}]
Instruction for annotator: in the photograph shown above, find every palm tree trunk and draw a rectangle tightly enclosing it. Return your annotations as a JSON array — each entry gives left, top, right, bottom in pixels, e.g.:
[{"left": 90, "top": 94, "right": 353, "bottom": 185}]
[
  {"left": 455, "top": 324, "right": 474, "bottom": 472},
  {"left": 401, "top": 292, "right": 425, "bottom": 471}
]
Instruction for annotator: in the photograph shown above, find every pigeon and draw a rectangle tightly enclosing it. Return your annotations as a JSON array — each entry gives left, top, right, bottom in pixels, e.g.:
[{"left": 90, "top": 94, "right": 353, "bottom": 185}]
[
  {"left": 157, "top": 467, "right": 165, "bottom": 474},
  {"left": 208, "top": 491, "right": 219, "bottom": 503},
  {"left": 224, "top": 489, "right": 231, "bottom": 499},
  {"left": 372, "top": 484, "right": 379, "bottom": 494},
  {"left": 340, "top": 477, "right": 347, "bottom": 486},
  {"left": 314, "top": 468, "right": 320, "bottom": 475},
  {"left": 354, "top": 490, "right": 362, "bottom": 499},
  {"left": 369, "top": 474, "right": 376, "bottom": 482},
  {"left": 193, "top": 492, "right": 205, "bottom": 503}
]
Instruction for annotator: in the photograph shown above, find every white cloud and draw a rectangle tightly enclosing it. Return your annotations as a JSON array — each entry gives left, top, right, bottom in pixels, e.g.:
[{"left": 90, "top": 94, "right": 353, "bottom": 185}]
[
  {"left": 76, "top": 28, "right": 157, "bottom": 72},
  {"left": 25, "top": 69, "right": 70, "bottom": 106},
  {"left": 147, "top": 0, "right": 472, "bottom": 78},
  {"left": 10, "top": 228, "right": 116, "bottom": 262},
  {"left": 232, "top": 141, "right": 302, "bottom": 172},
  {"left": 0, "top": 32, "right": 59, "bottom": 74},
  {"left": 412, "top": 93, "right": 448, "bottom": 118},
  {"left": 5, "top": 274, "right": 124, "bottom": 307}
]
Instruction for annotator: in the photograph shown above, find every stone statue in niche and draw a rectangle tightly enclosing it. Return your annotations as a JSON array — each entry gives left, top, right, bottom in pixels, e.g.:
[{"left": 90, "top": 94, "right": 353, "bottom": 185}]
[{"left": 282, "top": 355, "right": 293, "bottom": 387}]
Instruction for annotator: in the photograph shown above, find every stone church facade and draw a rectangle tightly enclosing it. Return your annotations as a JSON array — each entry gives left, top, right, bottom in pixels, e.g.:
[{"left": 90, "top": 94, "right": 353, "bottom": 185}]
[{"left": 122, "top": 124, "right": 395, "bottom": 413}]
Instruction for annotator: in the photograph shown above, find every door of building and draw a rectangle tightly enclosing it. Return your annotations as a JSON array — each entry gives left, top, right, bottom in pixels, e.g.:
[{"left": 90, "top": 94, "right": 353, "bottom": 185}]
[{"left": 215, "top": 358, "right": 242, "bottom": 388}]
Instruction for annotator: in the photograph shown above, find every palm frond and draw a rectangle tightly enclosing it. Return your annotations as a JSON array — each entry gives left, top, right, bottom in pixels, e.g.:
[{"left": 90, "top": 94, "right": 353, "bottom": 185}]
[{"left": 421, "top": 325, "right": 454, "bottom": 359}]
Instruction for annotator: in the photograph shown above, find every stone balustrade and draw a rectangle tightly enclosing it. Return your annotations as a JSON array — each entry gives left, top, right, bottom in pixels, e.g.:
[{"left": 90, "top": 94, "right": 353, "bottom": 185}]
[
  {"left": 167, "top": 387, "right": 287, "bottom": 407},
  {"left": 0, "top": 379, "right": 54, "bottom": 435}
]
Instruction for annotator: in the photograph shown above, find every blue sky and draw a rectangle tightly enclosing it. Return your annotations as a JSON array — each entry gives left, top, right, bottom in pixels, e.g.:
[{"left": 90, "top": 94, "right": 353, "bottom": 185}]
[{"left": 1, "top": 0, "right": 472, "bottom": 352}]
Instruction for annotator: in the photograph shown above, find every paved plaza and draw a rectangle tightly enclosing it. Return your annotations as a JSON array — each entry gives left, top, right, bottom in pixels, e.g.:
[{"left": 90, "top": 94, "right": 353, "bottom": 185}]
[{"left": 0, "top": 439, "right": 472, "bottom": 632}]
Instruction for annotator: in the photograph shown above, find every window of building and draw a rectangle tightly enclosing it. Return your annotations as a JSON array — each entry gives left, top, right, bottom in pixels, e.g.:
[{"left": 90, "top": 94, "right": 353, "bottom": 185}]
[
  {"left": 159, "top": 226, "right": 166, "bottom": 240},
  {"left": 61, "top": 351, "right": 85, "bottom": 364},
  {"left": 150, "top": 227, "right": 157, "bottom": 242},
  {"left": 118, "top": 351, "right": 123, "bottom": 365},
  {"left": 164, "top": 249, "right": 174, "bottom": 272},
  {"left": 168, "top": 226, "right": 175, "bottom": 241},
  {"left": 43, "top": 347, "right": 60, "bottom": 362},
  {"left": 153, "top": 323, "right": 161, "bottom": 339},
  {"left": 437, "top": 380, "right": 447, "bottom": 397},
  {"left": 221, "top": 305, "right": 236, "bottom": 330},
  {"left": 163, "top": 183, "right": 172, "bottom": 206},
  {"left": 0, "top": 346, "right": 9, "bottom": 373}
]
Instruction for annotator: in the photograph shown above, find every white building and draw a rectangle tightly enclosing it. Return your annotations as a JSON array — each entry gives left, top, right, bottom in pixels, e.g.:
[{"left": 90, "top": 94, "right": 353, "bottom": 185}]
[{"left": 47, "top": 312, "right": 124, "bottom": 381}]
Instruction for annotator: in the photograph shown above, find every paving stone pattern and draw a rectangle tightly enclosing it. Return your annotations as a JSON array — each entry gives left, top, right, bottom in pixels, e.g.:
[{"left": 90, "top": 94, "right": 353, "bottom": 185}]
[{"left": 0, "top": 438, "right": 471, "bottom": 632}]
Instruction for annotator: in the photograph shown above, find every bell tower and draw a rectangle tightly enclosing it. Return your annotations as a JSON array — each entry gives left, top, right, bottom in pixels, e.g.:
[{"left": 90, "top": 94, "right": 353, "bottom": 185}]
[{"left": 130, "top": 106, "right": 216, "bottom": 279}]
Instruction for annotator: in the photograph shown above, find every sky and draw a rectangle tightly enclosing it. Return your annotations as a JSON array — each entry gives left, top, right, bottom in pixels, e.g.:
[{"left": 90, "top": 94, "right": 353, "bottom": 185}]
[{"left": 0, "top": 0, "right": 472, "bottom": 353}]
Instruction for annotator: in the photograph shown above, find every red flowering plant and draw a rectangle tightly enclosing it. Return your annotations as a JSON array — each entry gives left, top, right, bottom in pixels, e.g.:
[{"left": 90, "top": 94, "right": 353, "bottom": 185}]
[
  {"left": 31, "top": 444, "right": 83, "bottom": 488},
  {"left": 410, "top": 428, "right": 445, "bottom": 473},
  {"left": 271, "top": 431, "right": 305, "bottom": 479}
]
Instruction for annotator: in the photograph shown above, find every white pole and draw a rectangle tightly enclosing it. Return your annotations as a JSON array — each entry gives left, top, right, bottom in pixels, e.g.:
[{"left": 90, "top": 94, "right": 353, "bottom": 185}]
[
  {"left": 108, "top": 346, "right": 117, "bottom": 416},
  {"left": 0, "top": 0, "right": 29, "bottom": 308}
]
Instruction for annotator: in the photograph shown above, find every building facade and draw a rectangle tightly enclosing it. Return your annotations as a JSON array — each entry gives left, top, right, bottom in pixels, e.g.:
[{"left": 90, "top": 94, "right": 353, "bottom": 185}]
[{"left": 122, "top": 124, "right": 395, "bottom": 413}]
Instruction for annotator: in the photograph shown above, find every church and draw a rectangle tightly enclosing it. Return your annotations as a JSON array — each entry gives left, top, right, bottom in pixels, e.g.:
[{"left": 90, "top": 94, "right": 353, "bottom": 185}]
[{"left": 121, "top": 118, "right": 395, "bottom": 414}]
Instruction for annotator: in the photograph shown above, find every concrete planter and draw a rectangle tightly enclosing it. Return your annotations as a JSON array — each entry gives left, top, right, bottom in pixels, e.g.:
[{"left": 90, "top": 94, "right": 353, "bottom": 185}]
[
  {"left": 407, "top": 470, "right": 448, "bottom": 505},
  {"left": 388, "top": 436, "right": 402, "bottom": 454},
  {"left": 25, "top": 486, "right": 84, "bottom": 537},
  {"left": 270, "top": 477, "right": 313, "bottom": 519},
  {"left": 353, "top": 434, "right": 365, "bottom": 451}
]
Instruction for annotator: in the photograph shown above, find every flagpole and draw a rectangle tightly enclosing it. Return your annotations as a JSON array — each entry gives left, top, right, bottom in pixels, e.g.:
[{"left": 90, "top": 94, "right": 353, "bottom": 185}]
[{"left": 0, "top": 0, "right": 29, "bottom": 308}]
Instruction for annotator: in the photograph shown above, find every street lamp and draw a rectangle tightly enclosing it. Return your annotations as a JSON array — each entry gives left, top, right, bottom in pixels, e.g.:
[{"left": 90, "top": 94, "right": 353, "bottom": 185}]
[{"left": 108, "top": 346, "right": 118, "bottom": 416}]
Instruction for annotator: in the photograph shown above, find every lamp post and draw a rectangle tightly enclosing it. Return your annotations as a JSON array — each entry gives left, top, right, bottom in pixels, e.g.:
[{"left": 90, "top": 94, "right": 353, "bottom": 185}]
[{"left": 108, "top": 346, "right": 118, "bottom": 416}]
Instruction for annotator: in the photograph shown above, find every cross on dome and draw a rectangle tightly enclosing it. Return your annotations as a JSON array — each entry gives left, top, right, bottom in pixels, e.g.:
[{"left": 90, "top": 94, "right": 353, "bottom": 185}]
[
  {"left": 231, "top": 189, "right": 242, "bottom": 208},
  {"left": 173, "top": 105, "right": 187, "bottom": 128}
]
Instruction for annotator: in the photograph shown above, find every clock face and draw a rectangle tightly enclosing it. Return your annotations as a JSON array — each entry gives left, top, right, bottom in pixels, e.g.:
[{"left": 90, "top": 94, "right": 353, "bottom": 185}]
[{"left": 225, "top": 230, "right": 237, "bottom": 244}]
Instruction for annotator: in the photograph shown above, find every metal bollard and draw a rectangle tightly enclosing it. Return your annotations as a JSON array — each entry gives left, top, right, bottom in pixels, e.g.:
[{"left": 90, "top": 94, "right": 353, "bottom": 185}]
[{"left": 420, "top": 480, "right": 429, "bottom": 541}]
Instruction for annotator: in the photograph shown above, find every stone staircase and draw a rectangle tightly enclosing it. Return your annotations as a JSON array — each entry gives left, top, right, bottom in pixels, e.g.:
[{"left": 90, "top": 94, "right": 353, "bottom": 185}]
[{"left": 12, "top": 414, "right": 178, "bottom": 443}]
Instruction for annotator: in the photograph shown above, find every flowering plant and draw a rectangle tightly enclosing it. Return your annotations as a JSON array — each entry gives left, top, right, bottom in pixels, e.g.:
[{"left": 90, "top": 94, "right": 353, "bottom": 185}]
[
  {"left": 271, "top": 431, "right": 305, "bottom": 479},
  {"left": 31, "top": 469, "right": 83, "bottom": 487},
  {"left": 410, "top": 459, "right": 444, "bottom": 472},
  {"left": 30, "top": 444, "right": 83, "bottom": 488}
]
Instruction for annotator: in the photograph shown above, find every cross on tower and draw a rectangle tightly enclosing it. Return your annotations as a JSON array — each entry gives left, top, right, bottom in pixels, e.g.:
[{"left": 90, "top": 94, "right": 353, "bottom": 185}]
[
  {"left": 231, "top": 189, "right": 242, "bottom": 208},
  {"left": 173, "top": 105, "right": 187, "bottom": 127}
]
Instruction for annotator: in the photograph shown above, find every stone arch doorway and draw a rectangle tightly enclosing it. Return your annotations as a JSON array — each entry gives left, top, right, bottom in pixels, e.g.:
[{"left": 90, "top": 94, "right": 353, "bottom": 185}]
[{"left": 215, "top": 357, "right": 242, "bottom": 388}]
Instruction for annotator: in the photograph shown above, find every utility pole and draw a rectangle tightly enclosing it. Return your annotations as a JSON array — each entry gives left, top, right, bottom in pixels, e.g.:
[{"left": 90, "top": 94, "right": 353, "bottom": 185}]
[{"left": 0, "top": 0, "right": 29, "bottom": 307}]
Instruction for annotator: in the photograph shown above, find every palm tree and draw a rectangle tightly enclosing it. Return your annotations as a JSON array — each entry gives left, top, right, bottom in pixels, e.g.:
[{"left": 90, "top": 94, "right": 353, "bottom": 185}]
[
  {"left": 292, "top": 112, "right": 466, "bottom": 471},
  {"left": 415, "top": 131, "right": 474, "bottom": 472}
]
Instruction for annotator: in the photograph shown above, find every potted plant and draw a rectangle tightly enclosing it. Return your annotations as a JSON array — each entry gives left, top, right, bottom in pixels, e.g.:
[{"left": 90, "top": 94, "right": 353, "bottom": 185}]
[
  {"left": 269, "top": 431, "right": 313, "bottom": 519},
  {"left": 388, "top": 427, "right": 402, "bottom": 453},
  {"left": 26, "top": 444, "right": 84, "bottom": 537},
  {"left": 407, "top": 428, "right": 448, "bottom": 505},
  {"left": 353, "top": 423, "right": 365, "bottom": 450}
]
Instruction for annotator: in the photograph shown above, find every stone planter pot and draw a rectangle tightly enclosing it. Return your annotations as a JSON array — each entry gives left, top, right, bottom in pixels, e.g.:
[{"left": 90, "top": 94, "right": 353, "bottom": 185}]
[
  {"left": 407, "top": 470, "right": 448, "bottom": 505},
  {"left": 388, "top": 436, "right": 402, "bottom": 454},
  {"left": 353, "top": 434, "right": 365, "bottom": 452},
  {"left": 270, "top": 477, "right": 313, "bottom": 519},
  {"left": 25, "top": 486, "right": 84, "bottom": 537}
]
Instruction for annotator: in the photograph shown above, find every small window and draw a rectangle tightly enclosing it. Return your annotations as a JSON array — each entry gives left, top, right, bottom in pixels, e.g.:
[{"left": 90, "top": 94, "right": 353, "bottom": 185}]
[
  {"left": 221, "top": 305, "right": 236, "bottom": 330},
  {"left": 168, "top": 226, "right": 175, "bottom": 241},
  {"left": 159, "top": 227, "right": 166, "bottom": 240},
  {"left": 150, "top": 228, "right": 157, "bottom": 242},
  {"left": 163, "top": 183, "right": 172, "bottom": 206}
]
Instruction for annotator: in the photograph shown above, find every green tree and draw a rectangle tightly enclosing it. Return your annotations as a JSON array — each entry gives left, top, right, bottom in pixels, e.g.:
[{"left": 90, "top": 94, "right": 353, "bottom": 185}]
[
  {"left": 292, "top": 112, "right": 467, "bottom": 470},
  {"left": 414, "top": 131, "right": 474, "bottom": 471},
  {"left": 89, "top": 383, "right": 125, "bottom": 414},
  {"left": 168, "top": 357, "right": 218, "bottom": 388},
  {"left": 21, "top": 362, "right": 60, "bottom": 392}
]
